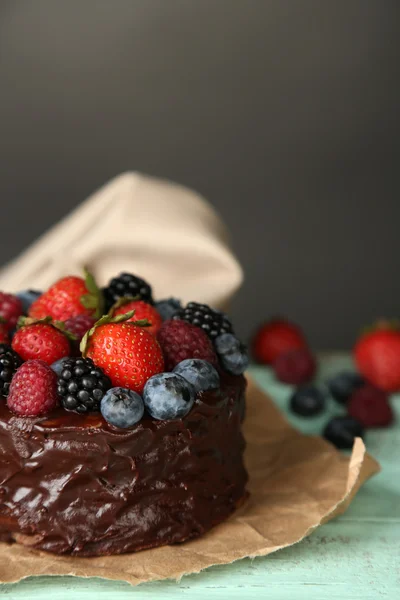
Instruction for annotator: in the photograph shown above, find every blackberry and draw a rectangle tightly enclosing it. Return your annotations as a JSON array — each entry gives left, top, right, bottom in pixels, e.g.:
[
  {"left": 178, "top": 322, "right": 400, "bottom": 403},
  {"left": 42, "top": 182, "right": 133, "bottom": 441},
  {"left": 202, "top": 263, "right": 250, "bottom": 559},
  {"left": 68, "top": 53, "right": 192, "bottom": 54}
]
[
  {"left": 102, "top": 272, "right": 153, "bottom": 311},
  {"left": 0, "top": 344, "right": 23, "bottom": 397},
  {"left": 57, "top": 357, "right": 111, "bottom": 414},
  {"left": 174, "top": 302, "right": 234, "bottom": 340}
]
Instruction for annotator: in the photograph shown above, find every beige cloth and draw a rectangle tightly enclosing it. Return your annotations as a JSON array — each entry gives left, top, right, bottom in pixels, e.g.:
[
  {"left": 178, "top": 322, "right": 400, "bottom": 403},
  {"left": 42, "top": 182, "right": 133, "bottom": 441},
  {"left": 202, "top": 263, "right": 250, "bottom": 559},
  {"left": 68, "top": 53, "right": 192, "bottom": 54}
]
[{"left": 0, "top": 172, "right": 243, "bottom": 309}]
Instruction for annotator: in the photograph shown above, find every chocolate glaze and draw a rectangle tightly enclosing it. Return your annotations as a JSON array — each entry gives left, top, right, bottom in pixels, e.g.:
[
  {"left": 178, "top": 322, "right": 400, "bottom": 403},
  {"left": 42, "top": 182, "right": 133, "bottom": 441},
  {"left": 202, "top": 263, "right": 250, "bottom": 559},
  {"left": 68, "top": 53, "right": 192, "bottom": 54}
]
[{"left": 0, "top": 373, "right": 247, "bottom": 556}]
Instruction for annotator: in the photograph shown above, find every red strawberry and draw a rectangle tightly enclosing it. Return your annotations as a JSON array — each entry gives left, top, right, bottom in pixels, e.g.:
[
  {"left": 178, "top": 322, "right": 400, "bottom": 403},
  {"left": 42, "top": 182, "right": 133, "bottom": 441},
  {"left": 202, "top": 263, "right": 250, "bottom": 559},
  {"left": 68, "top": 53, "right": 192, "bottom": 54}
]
[
  {"left": 82, "top": 313, "right": 164, "bottom": 394},
  {"left": 348, "top": 385, "right": 394, "bottom": 428},
  {"left": 252, "top": 318, "right": 307, "bottom": 364},
  {"left": 7, "top": 359, "right": 59, "bottom": 416},
  {"left": 354, "top": 322, "right": 400, "bottom": 392},
  {"left": 0, "top": 292, "right": 23, "bottom": 330},
  {"left": 65, "top": 314, "right": 96, "bottom": 342},
  {"left": 12, "top": 319, "right": 71, "bottom": 365},
  {"left": 0, "top": 320, "right": 9, "bottom": 344},
  {"left": 112, "top": 299, "right": 162, "bottom": 336},
  {"left": 29, "top": 271, "right": 103, "bottom": 322}
]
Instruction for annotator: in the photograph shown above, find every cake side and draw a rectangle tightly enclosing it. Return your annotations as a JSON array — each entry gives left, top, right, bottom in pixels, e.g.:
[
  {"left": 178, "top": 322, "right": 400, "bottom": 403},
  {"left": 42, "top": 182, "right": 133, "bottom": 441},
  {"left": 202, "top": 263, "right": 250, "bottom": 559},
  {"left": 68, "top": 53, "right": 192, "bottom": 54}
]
[{"left": 0, "top": 373, "right": 247, "bottom": 556}]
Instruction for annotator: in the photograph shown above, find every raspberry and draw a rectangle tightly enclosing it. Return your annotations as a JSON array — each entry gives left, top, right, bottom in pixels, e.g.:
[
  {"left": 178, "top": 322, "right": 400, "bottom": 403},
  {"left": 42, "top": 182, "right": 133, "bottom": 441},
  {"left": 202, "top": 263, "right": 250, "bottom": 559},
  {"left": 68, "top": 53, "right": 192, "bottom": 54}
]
[
  {"left": 0, "top": 322, "right": 9, "bottom": 344},
  {"left": 348, "top": 385, "right": 394, "bottom": 428},
  {"left": 0, "top": 292, "right": 23, "bottom": 331},
  {"left": 7, "top": 360, "right": 59, "bottom": 416},
  {"left": 65, "top": 314, "right": 96, "bottom": 342},
  {"left": 157, "top": 320, "right": 218, "bottom": 371},
  {"left": 272, "top": 348, "right": 316, "bottom": 385}
]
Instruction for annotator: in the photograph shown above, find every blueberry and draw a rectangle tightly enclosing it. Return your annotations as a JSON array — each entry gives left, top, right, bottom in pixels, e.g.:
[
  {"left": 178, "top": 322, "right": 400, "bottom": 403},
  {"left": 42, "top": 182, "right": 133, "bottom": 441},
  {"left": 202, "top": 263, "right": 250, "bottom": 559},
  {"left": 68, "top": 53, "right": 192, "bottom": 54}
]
[
  {"left": 323, "top": 416, "right": 364, "bottom": 449},
  {"left": 155, "top": 298, "right": 182, "bottom": 321},
  {"left": 16, "top": 289, "right": 42, "bottom": 313},
  {"left": 290, "top": 386, "right": 325, "bottom": 417},
  {"left": 173, "top": 359, "right": 219, "bottom": 393},
  {"left": 51, "top": 357, "right": 69, "bottom": 377},
  {"left": 214, "top": 333, "right": 249, "bottom": 375},
  {"left": 143, "top": 372, "right": 195, "bottom": 420},
  {"left": 326, "top": 371, "right": 365, "bottom": 404},
  {"left": 101, "top": 387, "right": 144, "bottom": 428}
]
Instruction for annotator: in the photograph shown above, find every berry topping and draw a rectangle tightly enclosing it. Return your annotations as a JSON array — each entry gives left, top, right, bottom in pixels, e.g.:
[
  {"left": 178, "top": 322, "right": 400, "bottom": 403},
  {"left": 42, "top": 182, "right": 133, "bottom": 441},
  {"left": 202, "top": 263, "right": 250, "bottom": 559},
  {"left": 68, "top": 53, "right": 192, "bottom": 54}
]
[
  {"left": 354, "top": 322, "right": 400, "bottom": 392},
  {"left": 102, "top": 272, "right": 153, "bottom": 311},
  {"left": 82, "top": 313, "right": 164, "bottom": 394},
  {"left": 65, "top": 314, "right": 96, "bottom": 342},
  {"left": 323, "top": 416, "right": 364, "bottom": 449},
  {"left": 348, "top": 385, "right": 394, "bottom": 428},
  {"left": 143, "top": 372, "right": 196, "bottom": 420},
  {"left": 326, "top": 371, "right": 365, "bottom": 404},
  {"left": 12, "top": 319, "right": 71, "bottom": 365},
  {"left": 214, "top": 333, "right": 249, "bottom": 375},
  {"left": 155, "top": 298, "right": 182, "bottom": 321},
  {"left": 112, "top": 299, "right": 162, "bottom": 336},
  {"left": 0, "top": 344, "right": 23, "bottom": 397},
  {"left": 100, "top": 387, "right": 144, "bottom": 428},
  {"left": 157, "top": 320, "right": 217, "bottom": 371},
  {"left": 290, "top": 386, "right": 325, "bottom": 417},
  {"left": 16, "top": 290, "right": 42, "bottom": 314},
  {"left": 0, "top": 320, "right": 9, "bottom": 345},
  {"left": 0, "top": 292, "right": 23, "bottom": 331},
  {"left": 7, "top": 360, "right": 58, "bottom": 416},
  {"left": 252, "top": 318, "right": 307, "bottom": 364},
  {"left": 272, "top": 348, "right": 316, "bottom": 385},
  {"left": 29, "top": 271, "right": 103, "bottom": 322},
  {"left": 57, "top": 357, "right": 111, "bottom": 413},
  {"left": 173, "top": 359, "right": 219, "bottom": 393},
  {"left": 174, "top": 302, "right": 233, "bottom": 340}
]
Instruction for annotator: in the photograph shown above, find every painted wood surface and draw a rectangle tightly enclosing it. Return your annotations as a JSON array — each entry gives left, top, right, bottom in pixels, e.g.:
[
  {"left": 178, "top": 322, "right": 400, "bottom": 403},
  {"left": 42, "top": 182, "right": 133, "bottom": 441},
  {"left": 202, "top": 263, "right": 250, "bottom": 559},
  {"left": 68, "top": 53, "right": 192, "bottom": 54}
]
[{"left": 2, "top": 355, "right": 399, "bottom": 599}]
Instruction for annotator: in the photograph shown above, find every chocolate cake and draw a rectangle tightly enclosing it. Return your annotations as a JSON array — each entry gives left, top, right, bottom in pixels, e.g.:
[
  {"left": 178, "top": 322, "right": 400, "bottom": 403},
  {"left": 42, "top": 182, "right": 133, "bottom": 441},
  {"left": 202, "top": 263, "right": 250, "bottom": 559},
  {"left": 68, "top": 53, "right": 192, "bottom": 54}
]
[{"left": 0, "top": 272, "right": 249, "bottom": 556}]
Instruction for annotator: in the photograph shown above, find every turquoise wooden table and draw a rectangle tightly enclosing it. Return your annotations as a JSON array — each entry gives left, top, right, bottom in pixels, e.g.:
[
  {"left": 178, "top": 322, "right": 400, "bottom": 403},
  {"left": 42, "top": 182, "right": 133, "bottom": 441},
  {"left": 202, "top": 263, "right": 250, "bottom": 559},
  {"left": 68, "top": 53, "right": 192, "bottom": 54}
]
[{"left": 2, "top": 355, "right": 399, "bottom": 599}]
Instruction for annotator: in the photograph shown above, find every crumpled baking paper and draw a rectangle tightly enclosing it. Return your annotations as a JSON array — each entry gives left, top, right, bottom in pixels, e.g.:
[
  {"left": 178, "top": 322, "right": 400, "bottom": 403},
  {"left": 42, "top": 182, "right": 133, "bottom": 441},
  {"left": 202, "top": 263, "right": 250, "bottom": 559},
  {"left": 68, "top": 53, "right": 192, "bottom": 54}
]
[
  {"left": 0, "top": 378, "right": 379, "bottom": 584},
  {"left": 0, "top": 173, "right": 379, "bottom": 584}
]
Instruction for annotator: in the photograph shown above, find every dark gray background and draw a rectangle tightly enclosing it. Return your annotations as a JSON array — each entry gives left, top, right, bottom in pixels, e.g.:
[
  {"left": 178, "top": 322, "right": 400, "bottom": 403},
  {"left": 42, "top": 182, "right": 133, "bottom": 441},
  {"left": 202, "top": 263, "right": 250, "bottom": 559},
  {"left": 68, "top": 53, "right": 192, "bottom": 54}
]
[{"left": 1, "top": 1, "right": 399, "bottom": 348}]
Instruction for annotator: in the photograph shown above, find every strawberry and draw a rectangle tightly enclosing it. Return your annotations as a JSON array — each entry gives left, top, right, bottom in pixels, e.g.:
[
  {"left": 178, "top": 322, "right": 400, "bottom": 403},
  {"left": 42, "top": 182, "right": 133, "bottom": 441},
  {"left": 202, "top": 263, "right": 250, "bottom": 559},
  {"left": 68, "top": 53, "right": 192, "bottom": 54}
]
[
  {"left": 354, "top": 321, "right": 400, "bottom": 392},
  {"left": 252, "top": 318, "right": 307, "bottom": 364},
  {"left": 111, "top": 298, "right": 162, "bottom": 336},
  {"left": 12, "top": 318, "right": 71, "bottom": 365},
  {"left": 29, "top": 270, "right": 103, "bottom": 322},
  {"left": 0, "top": 320, "right": 9, "bottom": 344},
  {"left": 81, "top": 313, "right": 164, "bottom": 394},
  {"left": 0, "top": 292, "right": 23, "bottom": 330}
]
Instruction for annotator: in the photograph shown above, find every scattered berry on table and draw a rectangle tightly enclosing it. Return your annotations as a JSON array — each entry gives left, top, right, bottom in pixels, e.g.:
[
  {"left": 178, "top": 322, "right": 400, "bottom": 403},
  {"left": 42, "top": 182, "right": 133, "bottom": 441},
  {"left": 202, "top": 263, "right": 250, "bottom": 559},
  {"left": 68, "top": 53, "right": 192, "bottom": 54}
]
[
  {"left": 214, "top": 333, "right": 249, "bottom": 375},
  {"left": 354, "top": 322, "right": 400, "bottom": 392},
  {"left": 290, "top": 386, "right": 325, "bottom": 417},
  {"left": 0, "top": 321, "right": 9, "bottom": 344},
  {"left": 12, "top": 321, "right": 71, "bottom": 365},
  {"left": 326, "top": 370, "right": 365, "bottom": 404},
  {"left": 29, "top": 272, "right": 103, "bottom": 322},
  {"left": 102, "top": 272, "right": 153, "bottom": 311},
  {"left": 173, "top": 359, "right": 219, "bottom": 393},
  {"left": 273, "top": 347, "right": 316, "bottom": 385},
  {"left": 0, "top": 344, "right": 23, "bottom": 397},
  {"left": 100, "top": 387, "right": 144, "bottom": 428},
  {"left": 0, "top": 292, "right": 23, "bottom": 331},
  {"left": 252, "top": 318, "right": 307, "bottom": 364},
  {"left": 174, "top": 302, "right": 234, "bottom": 340},
  {"left": 155, "top": 298, "right": 182, "bottom": 321},
  {"left": 65, "top": 314, "right": 96, "bottom": 342},
  {"left": 143, "top": 372, "right": 196, "bottom": 420},
  {"left": 51, "top": 357, "right": 69, "bottom": 377},
  {"left": 112, "top": 299, "right": 162, "bottom": 336},
  {"left": 57, "top": 357, "right": 111, "bottom": 413},
  {"left": 348, "top": 385, "right": 394, "bottom": 428},
  {"left": 7, "top": 359, "right": 58, "bottom": 416},
  {"left": 84, "top": 317, "right": 164, "bottom": 393},
  {"left": 323, "top": 416, "right": 364, "bottom": 449},
  {"left": 157, "top": 319, "right": 217, "bottom": 371},
  {"left": 16, "top": 290, "right": 42, "bottom": 314}
]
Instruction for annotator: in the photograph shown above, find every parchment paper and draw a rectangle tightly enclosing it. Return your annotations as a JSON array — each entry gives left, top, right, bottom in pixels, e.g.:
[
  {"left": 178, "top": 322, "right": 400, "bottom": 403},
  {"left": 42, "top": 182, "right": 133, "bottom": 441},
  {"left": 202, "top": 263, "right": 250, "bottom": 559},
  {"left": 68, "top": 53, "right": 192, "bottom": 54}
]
[{"left": 0, "top": 378, "right": 379, "bottom": 585}]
